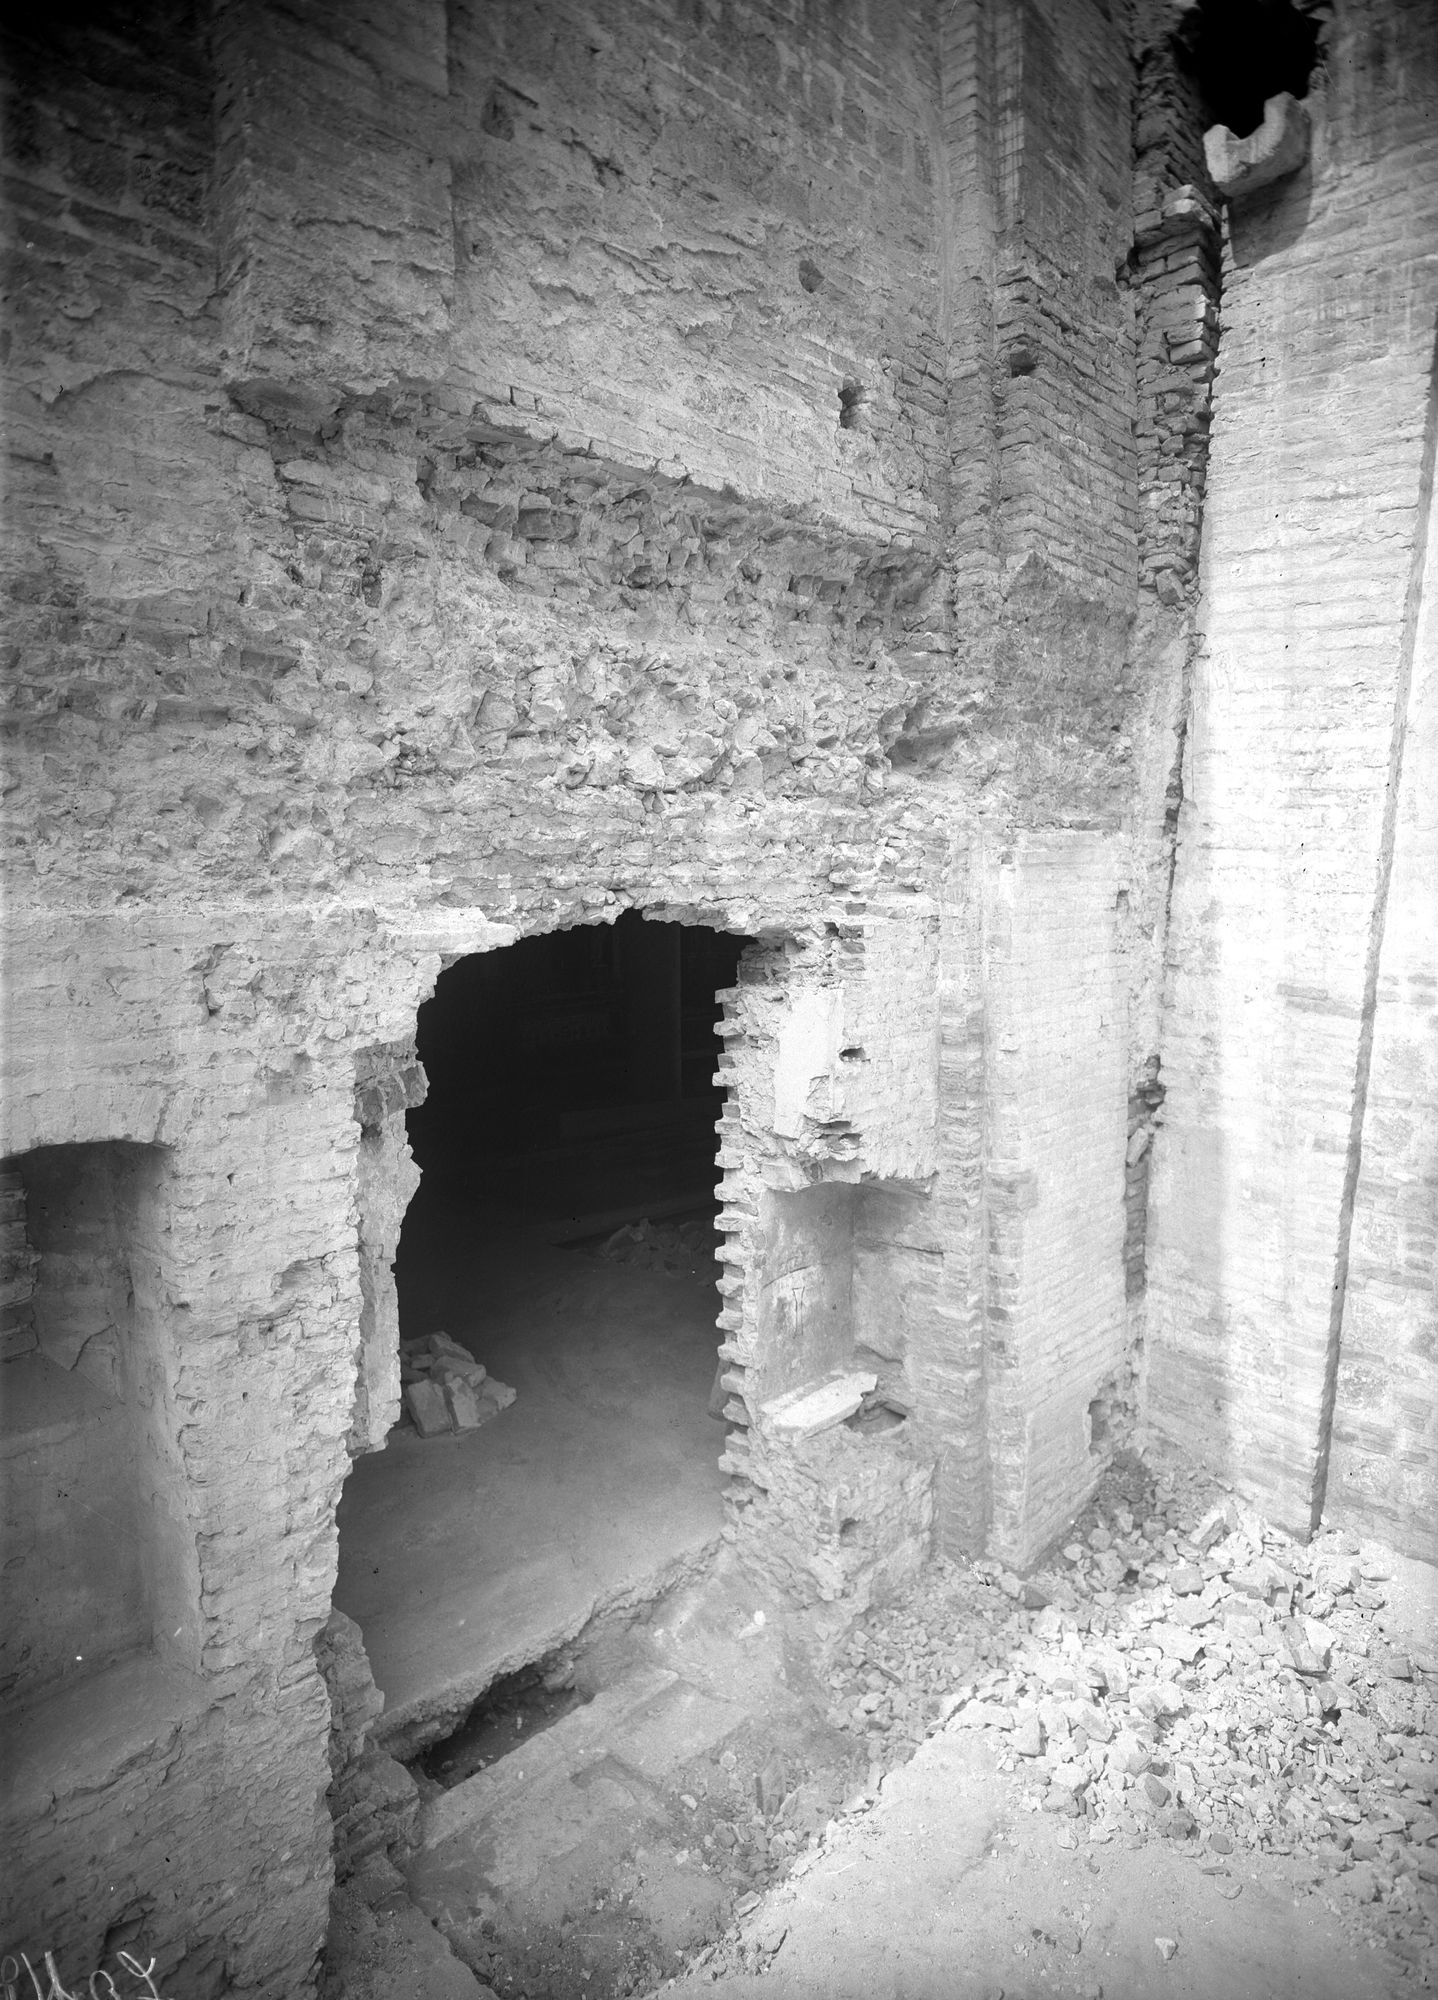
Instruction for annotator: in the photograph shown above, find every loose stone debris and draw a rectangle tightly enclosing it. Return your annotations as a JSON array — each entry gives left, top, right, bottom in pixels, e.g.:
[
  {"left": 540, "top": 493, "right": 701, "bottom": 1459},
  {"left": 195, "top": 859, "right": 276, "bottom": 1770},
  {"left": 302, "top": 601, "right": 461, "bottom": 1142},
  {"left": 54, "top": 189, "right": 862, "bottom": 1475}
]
[
  {"left": 400, "top": 1332, "right": 516, "bottom": 1437},
  {"left": 808, "top": 1450, "right": 1438, "bottom": 1982},
  {"left": 330, "top": 1449, "right": 1434, "bottom": 2000},
  {"left": 598, "top": 1218, "right": 714, "bottom": 1278},
  {"left": 320, "top": 1444, "right": 1438, "bottom": 2000}
]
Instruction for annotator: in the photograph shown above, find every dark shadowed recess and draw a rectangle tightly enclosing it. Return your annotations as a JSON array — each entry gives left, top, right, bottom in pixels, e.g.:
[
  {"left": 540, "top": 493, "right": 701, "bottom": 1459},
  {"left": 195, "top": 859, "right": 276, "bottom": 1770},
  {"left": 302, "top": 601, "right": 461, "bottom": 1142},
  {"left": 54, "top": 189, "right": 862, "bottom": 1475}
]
[
  {"left": 1174, "top": 0, "right": 1325, "bottom": 138},
  {"left": 406, "top": 913, "right": 749, "bottom": 1232}
]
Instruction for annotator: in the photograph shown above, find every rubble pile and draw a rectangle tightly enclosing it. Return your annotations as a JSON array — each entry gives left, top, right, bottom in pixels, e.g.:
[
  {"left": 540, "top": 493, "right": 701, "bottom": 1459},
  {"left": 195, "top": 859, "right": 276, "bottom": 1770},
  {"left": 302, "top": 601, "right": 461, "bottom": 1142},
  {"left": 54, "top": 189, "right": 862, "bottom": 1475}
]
[
  {"left": 399, "top": 1332, "right": 516, "bottom": 1438},
  {"left": 598, "top": 1217, "right": 714, "bottom": 1277},
  {"left": 821, "top": 1458, "right": 1437, "bottom": 1977}
]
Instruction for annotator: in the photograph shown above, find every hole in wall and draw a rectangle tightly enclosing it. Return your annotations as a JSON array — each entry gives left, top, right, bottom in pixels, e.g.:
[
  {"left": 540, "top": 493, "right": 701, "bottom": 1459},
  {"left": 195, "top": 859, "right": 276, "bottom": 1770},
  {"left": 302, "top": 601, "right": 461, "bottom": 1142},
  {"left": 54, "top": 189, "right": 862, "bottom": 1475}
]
[
  {"left": 838, "top": 378, "right": 867, "bottom": 431},
  {"left": 1173, "top": 0, "right": 1324, "bottom": 138},
  {"left": 333, "top": 912, "right": 753, "bottom": 1751},
  {"left": 480, "top": 84, "right": 517, "bottom": 140},
  {"left": 798, "top": 257, "right": 823, "bottom": 293},
  {"left": 845, "top": 1401, "right": 907, "bottom": 1437}
]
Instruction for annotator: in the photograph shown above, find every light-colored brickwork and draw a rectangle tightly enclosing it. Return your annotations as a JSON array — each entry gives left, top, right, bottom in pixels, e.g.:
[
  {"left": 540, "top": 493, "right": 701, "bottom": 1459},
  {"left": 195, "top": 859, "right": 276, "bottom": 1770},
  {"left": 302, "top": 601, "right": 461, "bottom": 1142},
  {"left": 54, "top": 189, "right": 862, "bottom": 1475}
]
[
  {"left": 1326, "top": 338, "right": 1438, "bottom": 1559},
  {"left": 1148, "top": 0, "right": 1438, "bottom": 1536},
  {"left": 981, "top": 834, "right": 1129, "bottom": 1567}
]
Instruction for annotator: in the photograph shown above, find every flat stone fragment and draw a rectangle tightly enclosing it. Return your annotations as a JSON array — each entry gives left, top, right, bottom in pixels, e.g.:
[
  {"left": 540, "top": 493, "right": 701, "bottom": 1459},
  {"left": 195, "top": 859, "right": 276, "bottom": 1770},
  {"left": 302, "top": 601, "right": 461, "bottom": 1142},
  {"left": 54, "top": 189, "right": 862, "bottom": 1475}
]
[{"left": 762, "top": 1371, "right": 877, "bottom": 1438}]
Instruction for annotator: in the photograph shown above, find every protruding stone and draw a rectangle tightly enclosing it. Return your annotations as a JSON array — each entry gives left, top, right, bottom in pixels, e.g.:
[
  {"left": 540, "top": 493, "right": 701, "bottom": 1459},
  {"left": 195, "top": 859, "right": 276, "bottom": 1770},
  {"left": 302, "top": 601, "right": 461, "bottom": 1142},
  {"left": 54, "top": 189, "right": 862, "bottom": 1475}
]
[{"left": 1204, "top": 94, "right": 1311, "bottom": 201}]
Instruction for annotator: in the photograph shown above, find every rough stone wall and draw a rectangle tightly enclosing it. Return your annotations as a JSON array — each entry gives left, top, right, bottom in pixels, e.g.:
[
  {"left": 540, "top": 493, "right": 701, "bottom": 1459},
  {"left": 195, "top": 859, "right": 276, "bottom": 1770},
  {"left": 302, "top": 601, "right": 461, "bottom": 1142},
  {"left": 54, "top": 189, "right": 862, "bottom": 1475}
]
[
  {"left": 315, "top": 1607, "right": 420, "bottom": 1878},
  {"left": 442, "top": 0, "right": 947, "bottom": 531},
  {"left": 0, "top": 0, "right": 1317, "bottom": 1985},
  {"left": 351, "top": 1041, "right": 425, "bottom": 1454},
  {"left": 0, "top": 4, "right": 970, "bottom": 1983},
  {"left": 1147, "top": 0, "right": 1438, "bottom": 1538},
  {"left": 711, "top": 911, "right": 945, "bottom": 1602},
  {"left": 0, "top": 916, "right": 399, "bottom": 1993}
]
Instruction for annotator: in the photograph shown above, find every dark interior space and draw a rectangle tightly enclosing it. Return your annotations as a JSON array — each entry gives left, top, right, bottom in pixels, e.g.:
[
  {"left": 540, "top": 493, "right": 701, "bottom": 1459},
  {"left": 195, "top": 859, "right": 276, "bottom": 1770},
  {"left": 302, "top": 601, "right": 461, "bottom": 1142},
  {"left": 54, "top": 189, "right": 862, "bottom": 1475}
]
[
  {"left": 405, "top": 911, "right": 747, "bottom": 1232},
  {"left": 333, "top": 915, "right": 752, "bottom": 1747},
  {"left": 1175, "top": 0, "right": 1324, "bottom": 137}
]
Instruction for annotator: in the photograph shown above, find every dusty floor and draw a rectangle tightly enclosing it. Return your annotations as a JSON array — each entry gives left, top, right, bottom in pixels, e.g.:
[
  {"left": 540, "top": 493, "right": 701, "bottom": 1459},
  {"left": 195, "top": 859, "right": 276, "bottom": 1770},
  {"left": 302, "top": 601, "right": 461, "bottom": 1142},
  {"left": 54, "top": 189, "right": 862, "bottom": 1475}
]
[
  {"left": 333, "top": 1196, "right": 727, "bottom": 1747},
  {"left": 325, "top": 1445, "right": 1437, "bottom": 2000},
  {"left": 663, "top": 1731, "right": 1407, "bottom": 2000}
]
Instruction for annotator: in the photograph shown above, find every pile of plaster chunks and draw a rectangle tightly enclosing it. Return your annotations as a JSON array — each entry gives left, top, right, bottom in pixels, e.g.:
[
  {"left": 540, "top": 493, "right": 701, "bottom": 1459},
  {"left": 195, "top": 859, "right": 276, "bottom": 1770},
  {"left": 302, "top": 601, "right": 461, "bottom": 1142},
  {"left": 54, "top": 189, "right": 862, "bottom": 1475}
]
[{"left": 400, "top": 1332, "right": 516, "bottom": 1437}]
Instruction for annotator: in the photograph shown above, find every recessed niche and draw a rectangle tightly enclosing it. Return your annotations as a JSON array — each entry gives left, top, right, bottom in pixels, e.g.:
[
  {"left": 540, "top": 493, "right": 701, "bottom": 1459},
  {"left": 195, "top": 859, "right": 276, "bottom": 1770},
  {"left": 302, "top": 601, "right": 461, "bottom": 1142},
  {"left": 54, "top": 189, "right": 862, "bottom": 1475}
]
[
  {"left": 838, "top": 378, "right": 867, "bottom": 431},
  {"left": 754, "top": 1178, "right": 932, "bottom": 1412},
  {"left": 0, "top": 1143, "right": 196, "bottom": 1711}
]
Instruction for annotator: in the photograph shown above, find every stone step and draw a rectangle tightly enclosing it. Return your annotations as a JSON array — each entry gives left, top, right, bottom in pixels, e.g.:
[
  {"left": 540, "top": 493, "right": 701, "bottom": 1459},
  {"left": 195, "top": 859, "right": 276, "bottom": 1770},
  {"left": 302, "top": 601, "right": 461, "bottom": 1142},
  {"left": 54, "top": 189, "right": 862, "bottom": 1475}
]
[
  {"left": 418, "top": 1664, "right": 677, "bottom": 1850},
  {"left": 409, "top": 1664, "right": 745, "bottom": 1925}
]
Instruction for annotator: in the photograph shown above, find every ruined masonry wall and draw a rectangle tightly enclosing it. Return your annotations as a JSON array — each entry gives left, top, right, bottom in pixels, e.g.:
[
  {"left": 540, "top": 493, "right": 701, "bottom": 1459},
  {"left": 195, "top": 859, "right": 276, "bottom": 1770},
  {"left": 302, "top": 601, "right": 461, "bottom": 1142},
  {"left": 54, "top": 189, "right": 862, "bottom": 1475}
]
[
  {"left": 0, "top": 913, "right": 434, "bottom": 1990},
  {"left": 0, "top": 7, "right": 969, "bottom": 1984},
  {"left": 1147, "top": 0, "right": 1438, "bottom": 1541},
  {"left": 0, "top": 0, "right": 1222, "bottom": 1988},
  {"left": 219, "top": 0, "right": 947, "bottom": 533}
]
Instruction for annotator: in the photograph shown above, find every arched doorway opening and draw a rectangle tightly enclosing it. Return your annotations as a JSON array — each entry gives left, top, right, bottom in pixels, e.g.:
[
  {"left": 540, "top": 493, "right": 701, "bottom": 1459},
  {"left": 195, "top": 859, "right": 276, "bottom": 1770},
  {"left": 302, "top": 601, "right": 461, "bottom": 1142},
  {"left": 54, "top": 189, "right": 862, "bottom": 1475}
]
[{"left": 335, "top": 913, "right": 750, "bottom": 1750}]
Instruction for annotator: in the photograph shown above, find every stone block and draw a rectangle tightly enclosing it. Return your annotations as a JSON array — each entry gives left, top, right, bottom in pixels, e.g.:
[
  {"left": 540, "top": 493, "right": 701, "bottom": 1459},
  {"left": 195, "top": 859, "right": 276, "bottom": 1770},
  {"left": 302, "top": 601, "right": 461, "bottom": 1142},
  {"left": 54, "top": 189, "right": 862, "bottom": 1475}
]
[
  {"left": 479, "top": 1378, "right": 517, "bottom": 1417},
  {"left": 404, "top": 1379, "right": 452, "bottom": 1437},
  {"left": 445, "top": 1376, "right": 484, "bottom": 1430}
]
